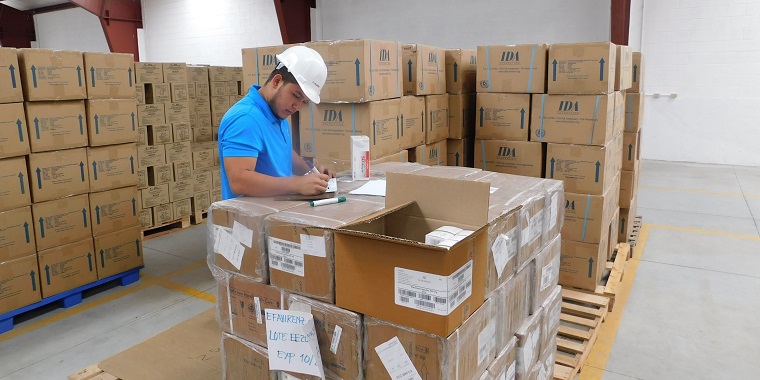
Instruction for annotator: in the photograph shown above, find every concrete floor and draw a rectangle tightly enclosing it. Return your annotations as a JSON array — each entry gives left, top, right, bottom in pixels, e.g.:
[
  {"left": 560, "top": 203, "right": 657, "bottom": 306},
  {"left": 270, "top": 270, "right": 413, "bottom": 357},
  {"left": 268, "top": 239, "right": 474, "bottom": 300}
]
[{"left": 0, "top": 159, "right": 759, "bottom": 379}]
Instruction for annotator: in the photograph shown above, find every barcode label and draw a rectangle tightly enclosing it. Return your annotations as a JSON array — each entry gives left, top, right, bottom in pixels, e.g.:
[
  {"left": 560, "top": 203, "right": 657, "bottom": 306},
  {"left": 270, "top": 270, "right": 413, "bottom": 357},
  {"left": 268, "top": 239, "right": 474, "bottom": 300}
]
[
  {"left": 521, "top": 209, "right": 544, "bottom": 248},
  {"left": 254, "top": 297, "right": 262, "bottom": 324},
  {"left": 541, "top": 261, "right": 554, "bottom": 291},
  {"left": 394, "top": 261, "right": 473, "bottom": 316},
  {"left": 477, "top": 321, "right": 496, "bottom": 364},
  {"left": 268, "top": 237, "right": 304, "bottom": 277},
  {"left": 330, "top": 325, "right": 343, "bottom": 354}
]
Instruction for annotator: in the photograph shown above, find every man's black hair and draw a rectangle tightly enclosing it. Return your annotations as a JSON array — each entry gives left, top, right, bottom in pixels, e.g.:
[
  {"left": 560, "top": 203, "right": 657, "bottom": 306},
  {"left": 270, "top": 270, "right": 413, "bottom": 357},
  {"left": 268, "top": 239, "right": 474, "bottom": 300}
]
[{"left": 265, "top": 65, "right": 298, "bottom": 85}]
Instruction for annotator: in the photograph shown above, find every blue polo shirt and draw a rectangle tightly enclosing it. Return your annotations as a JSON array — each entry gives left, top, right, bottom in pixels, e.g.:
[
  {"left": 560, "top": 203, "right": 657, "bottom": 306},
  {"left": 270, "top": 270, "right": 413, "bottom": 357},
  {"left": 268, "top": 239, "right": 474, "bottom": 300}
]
[{"left": 218, "top": 85, "right": 293, "bottom": 200}]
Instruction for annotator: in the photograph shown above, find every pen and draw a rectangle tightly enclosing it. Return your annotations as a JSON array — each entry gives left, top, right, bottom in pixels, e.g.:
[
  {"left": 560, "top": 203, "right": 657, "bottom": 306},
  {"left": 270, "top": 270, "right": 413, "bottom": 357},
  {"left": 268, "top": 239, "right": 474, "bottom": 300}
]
[
  {"left": 306, "top": 159, "right": 320, "bottom": 175},
  {"left": 310, "top": 197, "right": 346, "bottom": 207}
]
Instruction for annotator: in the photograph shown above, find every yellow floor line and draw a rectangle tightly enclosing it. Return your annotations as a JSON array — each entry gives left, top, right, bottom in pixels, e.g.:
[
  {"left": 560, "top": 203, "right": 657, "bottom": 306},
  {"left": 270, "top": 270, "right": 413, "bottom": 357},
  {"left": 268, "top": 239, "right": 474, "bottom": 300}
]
[
  {"left": 142, "top": 274, "right": 216, "bottom": 304},
  {"left": 579, "top": 224, "right": 651, "bottom": 380},
  {"left": 641, "top": 185, "right": 760, "bottom": 199}
]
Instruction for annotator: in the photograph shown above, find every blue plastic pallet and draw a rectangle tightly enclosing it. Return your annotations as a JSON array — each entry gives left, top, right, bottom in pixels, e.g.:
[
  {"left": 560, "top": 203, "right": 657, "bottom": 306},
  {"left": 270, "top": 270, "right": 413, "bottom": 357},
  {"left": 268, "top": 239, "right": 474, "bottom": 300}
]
[{"left": 0, "top": 266, "right": 143, "bottom": 335}]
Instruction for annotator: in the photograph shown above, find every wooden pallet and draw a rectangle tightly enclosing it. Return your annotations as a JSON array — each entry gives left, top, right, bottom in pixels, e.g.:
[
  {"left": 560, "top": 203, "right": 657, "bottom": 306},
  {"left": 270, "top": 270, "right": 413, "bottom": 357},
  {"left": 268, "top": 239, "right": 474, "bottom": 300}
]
[
  {"left": 564, "top": 243, "right": 630, "bottom": 312},
  {"left": 190, "top": 210, "right": 208, "bottom": 225},
  {"left": 68, "top": 364, "right": 120, "bottom": 380},
  {"left": 628, "top": 215, "right": 643, "bottom": 248},
  {"left": 141, "top": 216, "right": 191, "bottom": 240},
  {"left": 553, "top": 289, "right": 609, "bottom": 380}
]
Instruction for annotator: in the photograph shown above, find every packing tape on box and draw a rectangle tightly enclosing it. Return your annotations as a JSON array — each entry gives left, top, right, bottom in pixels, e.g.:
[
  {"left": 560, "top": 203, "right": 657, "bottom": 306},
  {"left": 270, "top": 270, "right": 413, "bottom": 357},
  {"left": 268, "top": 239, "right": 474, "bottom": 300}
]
[
  {"left": 581, "top": 194, "right": 592, "bottom": 241},
  {"left": 589, "top": 95, "right": 601, "bottom": 145},
  {"left": 527, "top": 44, "right": 537, "bottom": 93},
  {"left": 485, "top": 46, "right": 492, "bottom": 92},
  {"left": 539, "top": 94, "right": 546, "bottom": 142}
]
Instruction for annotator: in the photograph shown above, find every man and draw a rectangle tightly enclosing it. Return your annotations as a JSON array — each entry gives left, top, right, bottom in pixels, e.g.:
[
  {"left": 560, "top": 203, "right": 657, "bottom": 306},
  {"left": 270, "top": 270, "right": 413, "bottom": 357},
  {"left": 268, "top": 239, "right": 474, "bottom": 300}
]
[{"left": 218, "top": 45, "right": 334, "bottom": 200}]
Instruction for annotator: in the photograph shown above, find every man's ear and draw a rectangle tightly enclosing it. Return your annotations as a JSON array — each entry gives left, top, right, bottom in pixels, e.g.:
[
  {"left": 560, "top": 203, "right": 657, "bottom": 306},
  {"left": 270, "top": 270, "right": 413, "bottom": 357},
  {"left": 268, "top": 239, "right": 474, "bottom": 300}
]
[{"left": 270, "top": 74, "right": 283, "bottom": 90}]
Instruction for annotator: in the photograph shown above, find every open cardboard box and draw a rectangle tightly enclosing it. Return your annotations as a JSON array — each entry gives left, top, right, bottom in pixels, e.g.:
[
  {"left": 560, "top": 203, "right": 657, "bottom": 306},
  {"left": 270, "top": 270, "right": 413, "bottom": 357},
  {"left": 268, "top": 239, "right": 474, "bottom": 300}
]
[{"left": 335, "top": 172, "right": 490, "bottom": 337}]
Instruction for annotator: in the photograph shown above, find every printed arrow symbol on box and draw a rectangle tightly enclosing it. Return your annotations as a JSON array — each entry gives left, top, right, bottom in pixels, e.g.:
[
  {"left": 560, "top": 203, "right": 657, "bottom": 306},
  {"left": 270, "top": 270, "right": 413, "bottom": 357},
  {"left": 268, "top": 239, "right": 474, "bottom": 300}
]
[
  {"left": 136, "top": 240, "right": 141, "bottom": 256},
  {"left": 45, "top": 265, "right": 51, "bottom": 285},
  {"left": 455, "top": 152, "right": 460, "bottom": 166},
  {"left": 23, "top": 222, "right": 30, "bottom": 243},
  {"left": 132, "top": 198, "right": 137, "bottom": 215},
  {"left": 400, "top": 114, "right": 404, "bottom": 136},
  {"left": 131, "top": 112, "right": 135, "bottom": 130},
  {"left": 599, "top": 58, "right": 605, "bottom": 81},
  {"left": 100, "top": 249, "right": 105, "bottom": 268},
  {"left": 9, "top": 64, "right": 16, "bottom": 88},
  {"left": 87, "top": 252, "right": 93, "bottom": 271},
  {"left": 594, "top": 161, "right": 601, "bottom": 182},
  {"left": 95, "top": 205, "right": 101, "bottom": 224},
  {"left": 407, "top": 59, "right": 413, "bottom": 82},
  {"left": 453, "top": 62, "right": 458, "bottom": 82},
  {"left": 128, "top": 67, "right": 133, "bottom": 87},
  {"left": 372, "top": 120, "right": 377, "bottom": 145},
  {"left": 82, "top": 208, "right": 88, "bottom": 227},
  {"left": 31, "top": 65, "right": 37, "bottom": 88},
  {"left": 30, "top": 270, "right": 37, "bottom": 291},
  {"left": 633, "top": 64, "right": 638, "bottom": 83},
  {"left": 80, "top": 162, "right": 85, "bottom": 181},
  {"left": 354, "top": 58, "right": 361, "bottom": 86},
  {"left": 396, "top": 116, "right": 400, "bottom": 138},
  {"left": 130, "top": 156, "right": 135, "bottom": 174},
  {"left": 92, "top": 161, "right": 98, "bottom": 180},
  {"left": 36, "top": 168, "right": 42, "bottom": 189},
  {"left": 16, "top": 119, "right": 23, "bottom": 141},
  {"left": 588, "top": 258, "right": 594, "bottom": 277},
  {"left": 90, "top": 66, "right": 96, "bottom": 87},
  {"left": 33, "top": 118, "right": 40, "bottom": 139},
  {"left": 78, "top": 114, "right": 83, "bottom": 134},
  {"left": 429, "top": 111, "right": 433, "bottom": 131},
  {"left": 18, "top": 172, "right": 25, "bottom": 194},
  {"left": 520, "top": 108, "right": 525, "bottom": 129},
  {"left": 76, "top": 65, "right": 82, "bottom": 86},
  {"left": 479, "top": 107, "right": 484, "bottom": 127},
  {"left": 628, "top": 144, "right": 633, "bottom": 160},
  {"left": 550, "top": 158, "right": 555, "bottom": 178},
  {"left": 552, "top": 59, "right": 558, "bottom": 81},
  {"left": 38, "top": 217, "right": 45, "bottom": 238},
  {"left": 420, "top": 111, "right": 424, "bottom": 132},
  {"left": 621, "top": 217, "right": 626, "bottom": 234},
  {"left": 94, "top": 115, "right": 99, "bottom": 134}
]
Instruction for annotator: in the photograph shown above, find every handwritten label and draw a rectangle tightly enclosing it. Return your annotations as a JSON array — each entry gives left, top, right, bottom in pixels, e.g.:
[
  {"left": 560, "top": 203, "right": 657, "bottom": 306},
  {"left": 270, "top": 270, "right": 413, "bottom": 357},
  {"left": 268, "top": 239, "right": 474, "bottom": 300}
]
[
  {"left": 264, "top": 309, "right": 325, "bottom": 379},
  {"left": 268, "top": 237, "right": 304, "bottom": 277},
  {"left": 232, "top": 220, "right": 254, "bottom": 248},
  {"left": 374, "top": 336, "right": 421, "bottom": 380},
  {"left": 214, "top": 227, "right": 244, "bottom": 270},
  {"left": 330, "top": 325, "right": 343, "bottom": 354},
  {"left": 300, "top": 234, "right": 327, "bottom": 257}
]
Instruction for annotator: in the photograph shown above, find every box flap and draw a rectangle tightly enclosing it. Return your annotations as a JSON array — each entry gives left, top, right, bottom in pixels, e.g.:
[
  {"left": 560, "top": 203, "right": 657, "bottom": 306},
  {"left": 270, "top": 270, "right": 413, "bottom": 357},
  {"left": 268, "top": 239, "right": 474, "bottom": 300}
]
[{"left": 386, "top": 172, "right": 489, "bottom": 226}]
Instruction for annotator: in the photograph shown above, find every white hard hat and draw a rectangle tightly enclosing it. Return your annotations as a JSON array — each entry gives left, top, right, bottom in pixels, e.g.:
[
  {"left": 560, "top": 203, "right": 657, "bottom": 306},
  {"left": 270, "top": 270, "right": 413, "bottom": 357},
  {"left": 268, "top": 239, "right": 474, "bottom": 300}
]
[{"left": 276, "top": 46, "right": 328, "bottom": 104}]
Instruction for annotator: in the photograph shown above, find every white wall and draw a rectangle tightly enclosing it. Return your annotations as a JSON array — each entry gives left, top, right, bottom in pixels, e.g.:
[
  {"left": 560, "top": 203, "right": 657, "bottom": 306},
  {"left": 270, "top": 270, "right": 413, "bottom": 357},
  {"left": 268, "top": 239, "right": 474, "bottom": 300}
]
[
  {"left": 315, "top": 0, "right": 611, "bottom": 48},
  {"left": 628, "top": 0, "right": 644, "bottom": 51},
  {"left": 34, "top": 8, "right": 110, "bottom": 52},
  {"left": 140, "top": 0, "right": 282, "bottom": 66},
  {"left": 639, "top": 0, "right": 760, "bottom": 166}
]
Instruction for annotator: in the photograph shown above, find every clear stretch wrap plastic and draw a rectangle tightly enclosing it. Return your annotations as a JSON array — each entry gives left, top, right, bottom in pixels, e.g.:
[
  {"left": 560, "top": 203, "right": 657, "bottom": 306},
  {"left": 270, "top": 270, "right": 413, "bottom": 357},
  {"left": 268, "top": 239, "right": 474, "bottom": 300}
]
[
  {"left": 207, "top": 197, "right": 306, "bottom": 282},
  {"left": 535, "top": 331, "right": 557, "bottom": 380},
  {"left": 495, "top": 265, "right": 531, "bottom": 350},
  {"left": 487, "top": 336, "right": 517, "bottom": 380},
  {"left": 285, "top": 293, "right": 364, "bottom": 380},
  {"left": 531, "top": 235, "right": 561, "bottom": 314},
  {"left": 214, "top": 269, "right": 285, "bottom": 347},
  {"left": 364, "top": 298, "right": 497, "bottom": 380},
  {"left": 313, "top": 151, "right": 415, "bottom": 178},
  {"left": 539, "top": 179, "right": 564, "bottom": 246},
  {"left": 221, "top": 332, "right": 277, "bottom": 380},
  {"left": 413, "top": 165, "right": 482, "bottom": 179},
  {"left": 539, "top": 285, "right": 562, "bottom": 355},
  {"left": 264, "top": 196, "right": 386, "bottom": 303},
  {"left": 515, "top": 309, "right": 542, "bottom": 379}
]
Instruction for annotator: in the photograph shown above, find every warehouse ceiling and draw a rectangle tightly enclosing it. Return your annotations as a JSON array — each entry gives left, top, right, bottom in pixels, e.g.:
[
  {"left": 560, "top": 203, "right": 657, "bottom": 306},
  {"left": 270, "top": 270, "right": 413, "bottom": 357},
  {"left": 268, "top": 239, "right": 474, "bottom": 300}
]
[{"left": 0, "top": 0, "right": 69, "bottom": 11}]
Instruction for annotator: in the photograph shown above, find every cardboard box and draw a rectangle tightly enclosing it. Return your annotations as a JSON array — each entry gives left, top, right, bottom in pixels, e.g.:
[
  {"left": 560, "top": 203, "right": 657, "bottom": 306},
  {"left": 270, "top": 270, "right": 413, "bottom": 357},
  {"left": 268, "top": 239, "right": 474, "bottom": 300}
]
[
  {"left": 192, "top": 126, "right": 213, "bottom": 143},
  {"left": 265, "top": 197, "right": 385, "bottom": 303},
  {"left": 0, "top": 102, "right": 30, "bottom": 158},
  {"left": 0, "top": 48, "right": 23, "bottom": 103},
  {"left": 187, "top": 84, "right": 196, "bottom": 100},
  {"left": 89, "top": 186, "right": 139, "bottom": 236},
  {"left": 364, "top": 298, "right": 496, "bottom": 379},
  {"left": 162, "top": 63, "right": 187, "bottom": 83},
  {"left": 210, "top": 188, "right": 222, "bottom": 203},
  {"left": 335, "top": 173, "right": 490, "bottom": 336},
  {"left": 32, "top": 194, "right": 91, "bottom": 251},
  {"left": 28, "top": 147, "right": 89, "bottom": 202},
  {"left": 624, "top": 92, "right": 644, "bottom": 132},
  {"left": 192, "top": 147, "right": 215, "bottom": 170},
  {"left": 208, "top": 66, "right": 237, "bottom": 83},
  {"left": 152, "top": 203, "right": 173, "bottom": 225},
  {"left": 221, "top": 333, "right": 275, "bottom": 380},
  {"left": 193, "top": 169, "right": 213, "bottom": 193},
  {"left": 531, "top": 236, "right": 561, "bottom": 313},
  {"left": 215, "top": 273, "right": 283, "bottom": 347},
  {"left": 137, "top": 126, "right": 147, "bottom": 146},
  {"left": 145, "top": 83, "right": 171, "bottom": 104},
  {"left": 195, "top": 82, "right": 210, "bottom": 98},
  {"left": 165, "top": 141, "right": 192, "bottom": 163},
  {"left": 445, "top": 49, "right": 477, "bottom": 94},
  {"left": 137, "top": 167, "right": 148, "bottom": 189},
  {"left": 475, "top": 93, "right": 531, "bottom": 140},
  {"left": 312, "top": 150, "right": 411, "bottom": 174},
  {"left": 135, "top": 84, "right": 145, "bottom": 104},
  {"left": 563, "top": 175, "right": 621, "bottom": 244},
  {"left": 93, "top": 226, "right": 143, "bottom": 279},
  {"left": 208, "top": 197, "right": 305, "bottom": 281},
  {"left": 192, "top": 98, "right": 211, "bottom": 114},
  {"left": 623, "top": 131, "right": 641, "bottom": 170},
  {"left": 425, "top": 94, "right": 449, "bottom": 144},
  {"left": 494, "top": 268, "right": 531, "bottom": 348},
  {"left": 560, "top": 232, "right": 610, "bottom": 291},
  {"left": 83, "top": 52, "right": 135, "bottom": 99},
  {"left": 300, "top": 98, "right": 401, "bottom": 160},
  {"left": 399, "top": 96, "right": 425, "bottom": 150},
  {"left": 308, "top": 39, "right": 402, "bottom": 103},
  {"left": 169, "top": 180, "right": 193, "bottom": 202},
  {"left": 186, "top": 65, "right": 208, "bottom": 84},
  {"left": 615, "top": 45, "right": 633, "bottom": 91},
  {"left": 210, "top": 82, "right": 227, "bottom": 97},
  {"left": 87, "top": 143, "right": 138, "bottom": 192},
  {"left": 170, "top": 83, "right": 189, "bottom": 102},
  {"left": 211, "top": 169, "right": 221, "bottom": 189},
  {"left": 173, "top": 161, "right": 193, "bottom": 182},
  {"left": 447, "top": 138, "right": 473, "bottom": 167},
  {"left": 242, "top": 45, "right": 291, "bottom": 89},
  {"left": 135, "top": 62, "right": 163, "bottom": 84},
  {"left": 172, "top": 198, "right": 192, "bottom": 218},
  {"left": 628, "top": 52, "right": 644, "bottom": 93},
  {"left": 25, "top": 100, "right": 88, "bottom": 152},
  {"left": 141, "top": 184, "right": 170, "bottom": 208},
  {"left": 197, "top": 112, "right": 212, "bottom": 129},
  {"left": 410, "top": 140, "right": 447, "bottom": 166},
  {"left": 37, "top": 238, "right": 97, "bottom": 297},
  {"left": 147, "top": 124, "right": 173, "bottom": 145},
  {"left": 0, "top": 206, "right": 36, "bottom": 262},
  {"left": 0, "top": 255, "right": 41, "bottom": 315},
  {"left": 0, "top": 157, "right": 31, "bottom": 212},
  {"left": 147, "top": 164, "right": 173, "bottom": 186},
  {"left": 85, "top": 99, "right": 139, "bottom": 146},
  {"left": 487, "top": 337, "right": 517, "bottom": 380},
  {"left": 165, "top": 102, "right": 190, "bottom": 124},
  {"left": 474, "top": 139, "right": 544, "bottom": 177},
  {"left": 226, "top": 81, "right": 240, "bottom": 96},
  {"left": 172, "top": 122, "right": 192, "bottom": 142},
  {"left": 139, "top": 208, "right": 152, "bottom": 229},
  {"left": 548, "top": 42, "right": 617, "bottom": 94},
  {"left": 210, "top": 96, "right": 229, "bottom": 127},
  {"left": 619, "top": 195, "right": 638, "bottom": 243},
  {"left": 137, "top": 103, "right": 166, "bottom": 126},
  {"left": 546, "top": 132, "right": 623, "bottom": 195},
  {"left": 449, "top": 93, "right": 476, "bottom": 139},
  {"left": 540, "top": 285, "right": 562, "bottom": 354},
  {"left": 515, "top": 311, "right": 542, "bottom": 378},
  {"left": 476, "top": 44, "right": 548, "bottom": 94},
  {"left": 403, "top": 44, "right": 446, "bottom": 96},
  {"left": 137, "top": 144, "right": 166, "bottom": 167},
  {"left": 191, "top": 191, "right": 210, "bottom": 213},
  {"left": 619, "top": 162, "right": 640, "bottom": 209},
  {"left": 530, "top": 93, "right": 623, "bottom": 146},
  {"left": 17, "top": 49, "right": 86, "bottom": 101}
]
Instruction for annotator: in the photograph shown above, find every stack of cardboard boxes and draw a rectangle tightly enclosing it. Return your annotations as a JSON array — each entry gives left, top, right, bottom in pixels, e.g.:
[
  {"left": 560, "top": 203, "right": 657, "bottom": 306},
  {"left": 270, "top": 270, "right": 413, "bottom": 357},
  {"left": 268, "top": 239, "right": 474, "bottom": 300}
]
[
  {"left": 533, "top": 42, "right": 630, "bottom": 292},
  {"left": 0, "top": 48, "right": 142, "bottom": 316},
  {"left": 618, "top": 52, "right": 644, "bottom": 244},
  {"left": 445, "top": 49, "right": 477, "bottom": 167},
  {"left": 474, "top": 44, "right": 549, "bottom": 177}
]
